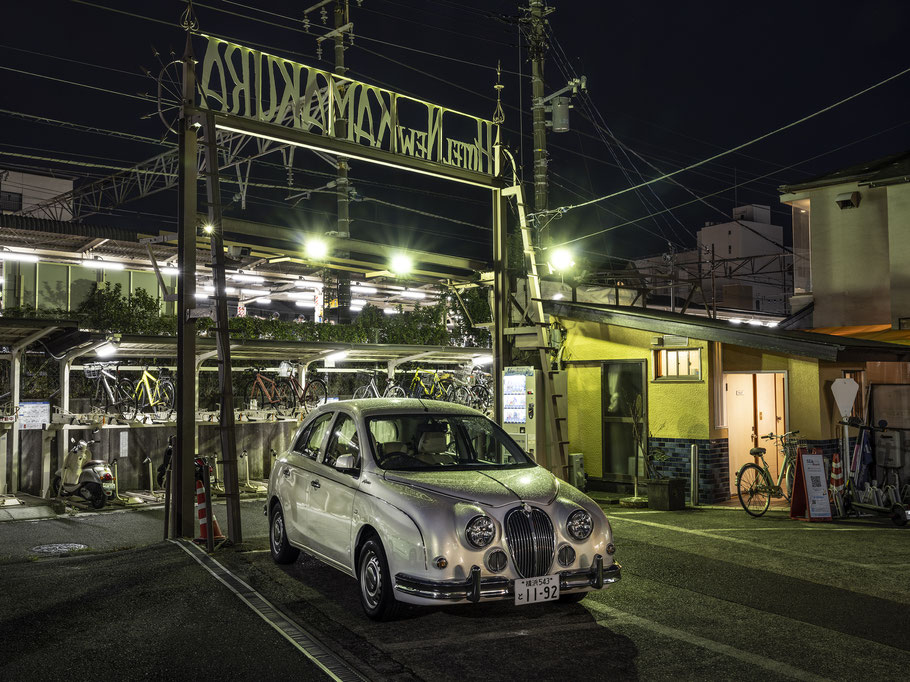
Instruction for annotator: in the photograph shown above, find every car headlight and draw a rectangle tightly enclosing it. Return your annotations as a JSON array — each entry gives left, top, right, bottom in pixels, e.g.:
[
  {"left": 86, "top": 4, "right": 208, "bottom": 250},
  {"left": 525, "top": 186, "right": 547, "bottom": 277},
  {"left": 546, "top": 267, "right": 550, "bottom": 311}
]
[
  {"left": 566, "top": 509, "right": 593, "bottom": 541},
  {"left": 465, "top": 515, "right": 495, "bottom": 548}
]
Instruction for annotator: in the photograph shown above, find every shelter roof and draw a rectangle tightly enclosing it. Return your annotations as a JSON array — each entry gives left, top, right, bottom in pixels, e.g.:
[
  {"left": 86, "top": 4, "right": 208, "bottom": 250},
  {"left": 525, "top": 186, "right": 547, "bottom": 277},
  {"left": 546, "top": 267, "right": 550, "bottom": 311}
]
[
  {"left": 778, "top": 149, "right": 910, "bottom": 193},
  {"left": 543, "top": 301, "right": 910, "bottom": 363}
]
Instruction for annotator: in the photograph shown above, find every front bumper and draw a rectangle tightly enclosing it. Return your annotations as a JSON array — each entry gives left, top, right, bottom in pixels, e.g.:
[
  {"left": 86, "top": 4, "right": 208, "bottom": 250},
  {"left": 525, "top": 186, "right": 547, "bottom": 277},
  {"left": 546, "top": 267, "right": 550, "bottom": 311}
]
[{"left": 394, "top": 554, "right": 621, "bottom": 603}]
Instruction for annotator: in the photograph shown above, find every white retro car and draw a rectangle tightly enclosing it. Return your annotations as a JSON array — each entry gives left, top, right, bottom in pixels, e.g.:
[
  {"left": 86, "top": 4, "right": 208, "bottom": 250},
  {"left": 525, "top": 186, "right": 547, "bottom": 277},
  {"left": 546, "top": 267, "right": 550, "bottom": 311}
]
[{"left": 266, "top": 399, "right": 621, "bottom": 620}]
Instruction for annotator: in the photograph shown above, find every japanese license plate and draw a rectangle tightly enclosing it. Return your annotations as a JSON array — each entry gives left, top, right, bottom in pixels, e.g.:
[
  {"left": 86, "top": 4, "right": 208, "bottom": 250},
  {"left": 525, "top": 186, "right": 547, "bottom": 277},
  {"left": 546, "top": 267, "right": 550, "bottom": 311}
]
[
  {"left": 102, "top": 482, "right": 115, "bottom": 491},
  {"left": 514, "top": 575, "right": 560, "bottom": 605}
]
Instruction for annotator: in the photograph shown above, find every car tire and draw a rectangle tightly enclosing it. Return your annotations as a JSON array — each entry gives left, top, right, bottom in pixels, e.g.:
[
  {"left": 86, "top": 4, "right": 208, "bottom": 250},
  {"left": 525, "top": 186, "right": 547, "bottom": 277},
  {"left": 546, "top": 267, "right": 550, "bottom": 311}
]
[
  {"left": 358, "top": 536, "right": 401, "bottom": 621},
  {"left": 269, "top": 503, "right": 300, "bottom": 565},
  {"left": 559, "top": 591, "right": 587, "bottom": 604}
]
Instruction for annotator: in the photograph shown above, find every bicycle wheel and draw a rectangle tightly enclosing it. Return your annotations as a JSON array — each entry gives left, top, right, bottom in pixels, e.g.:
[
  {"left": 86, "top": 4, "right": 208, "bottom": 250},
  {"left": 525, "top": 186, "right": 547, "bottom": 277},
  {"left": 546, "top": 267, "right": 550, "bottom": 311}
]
[
  {"left": 737, "top": 463, "right": 772, "bottom": 517},
  {"left": 90, "top": 380, "right": 105, "bottom": 413},
  {"left": 302, "top": 379, "right": 328, "bottom": 413},
  {"left": 352, "top": 385, "right": 371, "bottom": 400},
  {"left": 154, "top": 379, "right": 175, "bottom": 420},
  {"left": 452, "top": 385, "right": 472, "bottom": 406},
  {"left": 782, "top": 459, "right": 796, "bottom": 502},
  {"left": 117, "top": 378, "right": 138, "bottom": 420},
  {"left": 383, "top": 384, "right": 406, "bottom": 398},
  {"left": 250, "top": 382, "right": 269, "bottom": 411},
  {"left": 276, "top": 379, "right": 297, "bottom": 416},
  {"left": 472, "top": 385, "right": 492, "bottom": 415}
]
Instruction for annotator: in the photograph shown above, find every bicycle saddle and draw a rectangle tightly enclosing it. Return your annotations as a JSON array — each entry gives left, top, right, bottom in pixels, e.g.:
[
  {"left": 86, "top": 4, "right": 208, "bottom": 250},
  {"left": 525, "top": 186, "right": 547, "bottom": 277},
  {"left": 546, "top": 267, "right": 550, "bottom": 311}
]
[{"left": 750, "top": 447, "right": 766, "bottom": 456}]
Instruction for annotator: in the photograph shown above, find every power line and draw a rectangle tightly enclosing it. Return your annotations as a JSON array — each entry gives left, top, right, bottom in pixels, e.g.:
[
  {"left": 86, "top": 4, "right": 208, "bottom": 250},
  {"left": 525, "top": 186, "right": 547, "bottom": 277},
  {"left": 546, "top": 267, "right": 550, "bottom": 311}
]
[
  {"left": 0, "top": 65, "right": 156, "bottom": 103},
  {"left": 549, "top": 62, "right": 910, "bottom": 217}
]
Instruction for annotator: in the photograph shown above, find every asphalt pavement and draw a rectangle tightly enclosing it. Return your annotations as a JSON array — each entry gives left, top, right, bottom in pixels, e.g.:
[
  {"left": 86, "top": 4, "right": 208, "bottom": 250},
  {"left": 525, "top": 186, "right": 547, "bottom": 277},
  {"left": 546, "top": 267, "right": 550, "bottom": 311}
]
[{"left": 2, "top": 501, "right": 910, "bottom": 680}]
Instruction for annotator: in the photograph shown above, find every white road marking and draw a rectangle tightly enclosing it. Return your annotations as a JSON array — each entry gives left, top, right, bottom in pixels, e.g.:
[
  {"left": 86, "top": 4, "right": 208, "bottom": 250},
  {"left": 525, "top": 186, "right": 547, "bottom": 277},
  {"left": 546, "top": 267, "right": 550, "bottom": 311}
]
[
  {"left": 380, "top": 620, "right": 601, "bottom": 652},
  {"left": 610, "top": 516, "right": 881, "bottom": 570},
  {"left": 698, "top": 527, "right": 891, "bottom": 532},
  {"left": 585, "top": 601, "right": 832, "bottom": 682}
]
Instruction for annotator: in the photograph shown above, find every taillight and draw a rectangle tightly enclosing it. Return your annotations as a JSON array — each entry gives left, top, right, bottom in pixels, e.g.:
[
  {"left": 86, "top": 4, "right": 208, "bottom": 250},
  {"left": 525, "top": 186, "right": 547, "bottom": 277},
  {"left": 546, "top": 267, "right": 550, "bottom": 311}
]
[{"left": 101, "top": 473, "right": 114, "bottom": 482}]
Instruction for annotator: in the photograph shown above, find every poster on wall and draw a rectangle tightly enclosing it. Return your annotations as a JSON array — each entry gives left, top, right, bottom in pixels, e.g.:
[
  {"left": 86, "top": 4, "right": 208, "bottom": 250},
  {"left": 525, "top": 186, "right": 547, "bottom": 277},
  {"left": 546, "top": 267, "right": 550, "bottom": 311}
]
[{"left": 18, "top": 401, "right": 50, "bottom": 430}]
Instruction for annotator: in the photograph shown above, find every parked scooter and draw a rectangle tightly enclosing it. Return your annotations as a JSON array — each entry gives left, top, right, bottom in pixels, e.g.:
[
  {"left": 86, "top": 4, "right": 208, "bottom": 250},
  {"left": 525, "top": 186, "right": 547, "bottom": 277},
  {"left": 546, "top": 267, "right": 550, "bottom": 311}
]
[{"left": 52, "top": 437, "right": 115, "bottom": 509}]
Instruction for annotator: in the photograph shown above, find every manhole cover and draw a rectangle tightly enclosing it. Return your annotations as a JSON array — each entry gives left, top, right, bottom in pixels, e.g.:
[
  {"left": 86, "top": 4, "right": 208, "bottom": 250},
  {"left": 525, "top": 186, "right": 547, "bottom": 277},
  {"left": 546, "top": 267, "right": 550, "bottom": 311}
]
[{"left": 31, "top": 543, "right": 88, "bottom": 555}]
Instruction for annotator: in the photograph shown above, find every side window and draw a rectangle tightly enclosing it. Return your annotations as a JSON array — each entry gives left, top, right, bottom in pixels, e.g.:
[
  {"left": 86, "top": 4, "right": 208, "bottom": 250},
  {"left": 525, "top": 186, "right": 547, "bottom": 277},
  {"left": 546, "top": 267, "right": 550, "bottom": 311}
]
[
  {"left": 292, "top": 413, "right": 333, "bottom": 459},
  {"left": 323, "top": 414, "right": 360, "bottom": 470}
]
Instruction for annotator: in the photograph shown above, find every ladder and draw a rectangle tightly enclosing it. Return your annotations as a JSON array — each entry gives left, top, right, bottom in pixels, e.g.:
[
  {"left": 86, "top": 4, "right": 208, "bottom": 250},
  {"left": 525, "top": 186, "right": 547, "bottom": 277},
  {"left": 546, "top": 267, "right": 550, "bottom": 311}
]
[{"left": 502, "top": 183, "right": 570, "bottom": 477}]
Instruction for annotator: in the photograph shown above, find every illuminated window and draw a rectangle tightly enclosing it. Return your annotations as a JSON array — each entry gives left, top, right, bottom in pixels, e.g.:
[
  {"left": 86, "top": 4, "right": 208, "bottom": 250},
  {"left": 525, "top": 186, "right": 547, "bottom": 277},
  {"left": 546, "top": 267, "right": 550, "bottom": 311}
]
[{"left": 654, "top": 348, "right": 702, "bottom": 380}]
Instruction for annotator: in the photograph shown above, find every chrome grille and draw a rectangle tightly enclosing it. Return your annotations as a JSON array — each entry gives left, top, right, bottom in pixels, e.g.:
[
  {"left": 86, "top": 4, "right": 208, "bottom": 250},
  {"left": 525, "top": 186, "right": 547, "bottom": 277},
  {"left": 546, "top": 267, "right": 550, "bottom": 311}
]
[{"left": 504, "top": 506, "right": 555, "bottom": 578}]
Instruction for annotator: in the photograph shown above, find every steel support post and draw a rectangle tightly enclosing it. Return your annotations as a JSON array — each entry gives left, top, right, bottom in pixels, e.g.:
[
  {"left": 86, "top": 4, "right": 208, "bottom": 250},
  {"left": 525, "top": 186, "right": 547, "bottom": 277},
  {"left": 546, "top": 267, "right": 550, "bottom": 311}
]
[
  {"left": 174, "top": 35, "right": 198, "bottom": 538},
  {"left": 3, "top": 350, "right": 20, "bottom": 494},
  {"left": 492, "top": 144, "right": 511, "bottom": 425},
  {"left": 202, "top": 110, "right": 242, "bottom": 543}
]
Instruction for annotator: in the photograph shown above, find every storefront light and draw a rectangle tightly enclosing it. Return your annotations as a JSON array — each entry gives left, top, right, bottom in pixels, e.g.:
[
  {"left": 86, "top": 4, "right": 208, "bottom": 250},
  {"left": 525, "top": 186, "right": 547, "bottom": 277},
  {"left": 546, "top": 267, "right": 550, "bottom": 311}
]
[
  {"left": 0, "top": 252, "right": 39, "bottom": 263},
  {"left": 82, "top": 260, "right": 124, "bottom": 270}
]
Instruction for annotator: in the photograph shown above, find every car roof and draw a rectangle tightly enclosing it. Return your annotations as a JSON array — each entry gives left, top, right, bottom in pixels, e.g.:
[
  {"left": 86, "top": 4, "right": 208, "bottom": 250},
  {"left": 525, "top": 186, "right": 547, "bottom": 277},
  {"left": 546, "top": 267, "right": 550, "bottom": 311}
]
[{"left": 312, "top": 398, "right": 483, "bottom": 420}]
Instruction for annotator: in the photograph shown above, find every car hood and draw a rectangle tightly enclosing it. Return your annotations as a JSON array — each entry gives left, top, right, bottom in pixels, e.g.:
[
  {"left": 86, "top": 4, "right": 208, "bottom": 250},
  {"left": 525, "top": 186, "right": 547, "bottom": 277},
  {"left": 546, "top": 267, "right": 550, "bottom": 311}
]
[{"left": 383, "top": 466, "right": 559, "bottom": 508}]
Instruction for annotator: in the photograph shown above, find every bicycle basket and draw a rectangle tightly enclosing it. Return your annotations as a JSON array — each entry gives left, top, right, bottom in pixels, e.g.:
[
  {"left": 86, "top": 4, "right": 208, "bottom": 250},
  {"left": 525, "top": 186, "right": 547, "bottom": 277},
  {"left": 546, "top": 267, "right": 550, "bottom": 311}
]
[
  {"left": 278, "top": 361, "right": 294, "bottom": 378},
  {"left": 83, "top": 364, "right": 103, "bottom": 380}
]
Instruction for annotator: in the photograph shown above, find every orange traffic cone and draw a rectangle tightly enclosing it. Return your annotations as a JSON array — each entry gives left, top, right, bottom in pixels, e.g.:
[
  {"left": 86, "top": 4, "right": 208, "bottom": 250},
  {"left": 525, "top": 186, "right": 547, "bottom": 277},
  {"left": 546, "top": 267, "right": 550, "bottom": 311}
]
[
  {"left": 195, "top": 479, "right": 226, "bottom": 542},
  {"left": 829, "top": 452, "right": 844, "bottom": 493}
]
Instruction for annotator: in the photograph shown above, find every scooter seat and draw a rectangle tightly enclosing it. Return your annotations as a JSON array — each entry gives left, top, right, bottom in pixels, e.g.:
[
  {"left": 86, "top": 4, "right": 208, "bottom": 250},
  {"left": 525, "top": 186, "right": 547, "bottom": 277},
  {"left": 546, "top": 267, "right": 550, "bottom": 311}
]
[
  {"left": 84, "top": 460, "right": 107, "bottom": 467},
  {"left": 749, "top": 447, "right": 766, "bottom": 456}
]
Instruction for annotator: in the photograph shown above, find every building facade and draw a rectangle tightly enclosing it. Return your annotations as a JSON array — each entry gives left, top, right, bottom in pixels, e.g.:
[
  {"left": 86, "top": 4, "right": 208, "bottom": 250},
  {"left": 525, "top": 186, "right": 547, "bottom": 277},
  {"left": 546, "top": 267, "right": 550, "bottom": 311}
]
[{"left": 780, "top": 151, "right": 910, "bottom": 329}]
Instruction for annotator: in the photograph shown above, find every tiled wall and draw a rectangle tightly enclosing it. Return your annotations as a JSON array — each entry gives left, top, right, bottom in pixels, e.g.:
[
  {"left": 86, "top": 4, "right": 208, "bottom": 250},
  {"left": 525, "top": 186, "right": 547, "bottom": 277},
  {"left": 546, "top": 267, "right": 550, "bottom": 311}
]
[{"left": 648, "top": 437, "right": 730, "bottom": 504}]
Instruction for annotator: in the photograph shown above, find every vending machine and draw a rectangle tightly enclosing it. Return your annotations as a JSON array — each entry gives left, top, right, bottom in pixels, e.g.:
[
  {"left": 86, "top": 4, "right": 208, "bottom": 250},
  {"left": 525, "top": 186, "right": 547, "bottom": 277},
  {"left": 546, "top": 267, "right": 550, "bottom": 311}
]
[
  {"left": 502, "top": 365, "right": 567, "bottom": 472},
  {"left": 502, "top": 366, "right": 538, "bottom": 456}
]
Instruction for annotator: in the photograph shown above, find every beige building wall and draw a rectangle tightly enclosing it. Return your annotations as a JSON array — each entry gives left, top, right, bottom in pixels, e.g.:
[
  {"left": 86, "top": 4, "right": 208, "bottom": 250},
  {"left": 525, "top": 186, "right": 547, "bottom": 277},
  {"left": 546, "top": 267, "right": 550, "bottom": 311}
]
[{"left": 887, "top": 183, "right": 910, "bottom": 327}]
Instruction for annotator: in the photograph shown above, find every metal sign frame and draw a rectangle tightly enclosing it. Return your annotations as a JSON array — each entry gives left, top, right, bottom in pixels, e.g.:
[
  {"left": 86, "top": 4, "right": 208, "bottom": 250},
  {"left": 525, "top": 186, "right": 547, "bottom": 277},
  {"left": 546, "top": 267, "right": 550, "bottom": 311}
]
[{"left": 173, "top": 34, "right": 512, "bottom": 542}]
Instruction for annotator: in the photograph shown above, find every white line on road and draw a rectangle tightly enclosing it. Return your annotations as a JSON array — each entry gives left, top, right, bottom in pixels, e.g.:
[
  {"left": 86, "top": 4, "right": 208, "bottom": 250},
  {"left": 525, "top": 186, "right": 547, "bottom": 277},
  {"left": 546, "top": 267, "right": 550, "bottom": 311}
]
[
  {"left": 610, "top": 516, "right": 881, "bottom": 570},
  {"left": 585, "top": 601, "right": 832, "bottom": 682}
]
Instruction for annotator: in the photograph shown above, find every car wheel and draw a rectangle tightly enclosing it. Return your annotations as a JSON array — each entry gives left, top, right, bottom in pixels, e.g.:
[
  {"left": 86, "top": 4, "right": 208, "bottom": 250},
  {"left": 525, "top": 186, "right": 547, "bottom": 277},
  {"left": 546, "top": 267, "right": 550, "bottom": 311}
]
[
  {"left": 358, "top": 536, "right": 401, "bottom": 621},
  {"left": 269, "top": 503, "right": 300, "bottom": 564},
  {"left": 559, "top": 591, "right": 587, "bottom": 604}
]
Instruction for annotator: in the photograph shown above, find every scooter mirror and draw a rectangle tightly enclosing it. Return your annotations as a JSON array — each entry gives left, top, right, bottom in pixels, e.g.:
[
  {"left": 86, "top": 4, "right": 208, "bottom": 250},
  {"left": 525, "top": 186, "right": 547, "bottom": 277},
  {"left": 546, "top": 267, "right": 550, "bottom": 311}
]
[{"left": 70, "top": 437, "right": 76, "bottom": 444}]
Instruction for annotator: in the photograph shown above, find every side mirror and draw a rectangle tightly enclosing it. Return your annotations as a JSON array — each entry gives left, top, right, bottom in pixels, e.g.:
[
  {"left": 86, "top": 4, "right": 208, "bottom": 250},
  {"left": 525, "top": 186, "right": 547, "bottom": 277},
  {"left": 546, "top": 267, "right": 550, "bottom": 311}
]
[{"left": 334, "top": 454, "right": 357, "bottom": 473}]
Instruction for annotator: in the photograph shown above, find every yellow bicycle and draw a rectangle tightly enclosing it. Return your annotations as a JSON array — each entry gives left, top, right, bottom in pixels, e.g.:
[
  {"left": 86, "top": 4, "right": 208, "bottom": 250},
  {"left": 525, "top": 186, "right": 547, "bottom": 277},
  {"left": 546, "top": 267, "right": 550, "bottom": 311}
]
[{"left": 121, "top": 367, "right": 175, "bottom": 420}]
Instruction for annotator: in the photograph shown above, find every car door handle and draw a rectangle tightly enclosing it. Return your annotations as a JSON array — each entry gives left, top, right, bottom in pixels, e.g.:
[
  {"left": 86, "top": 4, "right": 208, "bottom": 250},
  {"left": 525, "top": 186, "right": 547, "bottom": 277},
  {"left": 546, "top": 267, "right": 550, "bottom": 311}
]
[{"left": 310, "top": 479, "right": 321, "bottom": 489}]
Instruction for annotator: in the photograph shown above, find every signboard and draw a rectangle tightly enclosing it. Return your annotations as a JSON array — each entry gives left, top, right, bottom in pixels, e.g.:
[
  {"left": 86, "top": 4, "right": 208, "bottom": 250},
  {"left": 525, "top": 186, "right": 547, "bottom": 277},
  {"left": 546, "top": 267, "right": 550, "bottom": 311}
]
[
  {"left": 197, "top": 35, "right": 495, "bottom": 177},
  {"left": 790, "top": 452, "right": 832, "bottom": 522},
  {"left": 119, "top": 430, "right": 129, "bottom": 458},
  {"left": 830, "top": 378, "right": 859, "bottom": 419},
  {"left": 18, "top": 401, "right": 50, "bottom": 430}
]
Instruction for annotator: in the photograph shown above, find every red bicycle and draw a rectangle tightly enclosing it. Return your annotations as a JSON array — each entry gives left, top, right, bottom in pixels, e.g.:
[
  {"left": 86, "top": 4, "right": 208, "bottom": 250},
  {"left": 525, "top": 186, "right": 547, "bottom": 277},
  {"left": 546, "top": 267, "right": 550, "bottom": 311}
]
[{"left": 246, "top": 363, "right": 328, "bottom": 415}]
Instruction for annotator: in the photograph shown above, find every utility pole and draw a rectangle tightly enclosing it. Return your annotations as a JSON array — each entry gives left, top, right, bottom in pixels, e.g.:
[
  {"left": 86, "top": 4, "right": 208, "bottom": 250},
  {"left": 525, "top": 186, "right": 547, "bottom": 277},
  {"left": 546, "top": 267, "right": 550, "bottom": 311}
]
[
  {"left": 305, "top": 0, "right": 353, "bottom": 323},
  {"left": 333, "top": 0, "right": 352, "bottom": 323},
  {"left": 528, "top": 0, "right": 551, "bottom": 225},
  {"left": 175, "top": 8, "right": 198, "bottom": 538}
]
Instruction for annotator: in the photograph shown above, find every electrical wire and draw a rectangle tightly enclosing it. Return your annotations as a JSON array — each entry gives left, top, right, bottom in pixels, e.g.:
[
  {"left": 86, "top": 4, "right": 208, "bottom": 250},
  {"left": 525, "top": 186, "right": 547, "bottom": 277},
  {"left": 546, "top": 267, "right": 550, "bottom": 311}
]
[
  {"left": 548, "top": 62, "right": 910, "bottom": 218},
  {"left": 0, "top": 66, "right": 156, "bottom": 102}
]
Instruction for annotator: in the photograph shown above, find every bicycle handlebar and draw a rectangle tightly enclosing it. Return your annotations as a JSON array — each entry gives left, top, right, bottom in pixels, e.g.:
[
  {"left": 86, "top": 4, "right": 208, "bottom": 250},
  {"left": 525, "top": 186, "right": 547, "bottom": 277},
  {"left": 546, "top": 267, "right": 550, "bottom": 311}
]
[{"left": 761, "top": 430, "right": 799, "bottom": 440}]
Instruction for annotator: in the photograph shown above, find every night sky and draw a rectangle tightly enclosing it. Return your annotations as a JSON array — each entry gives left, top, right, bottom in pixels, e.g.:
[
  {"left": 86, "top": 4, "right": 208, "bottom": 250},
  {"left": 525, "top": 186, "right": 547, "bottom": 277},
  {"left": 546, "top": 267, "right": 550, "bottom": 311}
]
[{"left": 3, "top": 0, "right": 909, "bottom": 268}]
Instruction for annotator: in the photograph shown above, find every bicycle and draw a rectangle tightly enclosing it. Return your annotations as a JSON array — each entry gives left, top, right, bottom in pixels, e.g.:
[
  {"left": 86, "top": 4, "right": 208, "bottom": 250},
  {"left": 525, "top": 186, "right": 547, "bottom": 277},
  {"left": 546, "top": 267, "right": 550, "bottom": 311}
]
[
  {"left": 247, "top": 362, "right": 328, "bottom": 415},
  {"left": 735, "top": 430, "right": 800, "bottom": 516},
  {"left": 352, "top": 371, "right": 406, "bottom": 399},
  {"left": 404, "top": 368, "right": 452, "bottom": 401},
  {"left": 84, "top": 362, "right": 134, "bottom": 419},
  {"left": 121, "top": 366, "right": 176, "bottom": 421}
]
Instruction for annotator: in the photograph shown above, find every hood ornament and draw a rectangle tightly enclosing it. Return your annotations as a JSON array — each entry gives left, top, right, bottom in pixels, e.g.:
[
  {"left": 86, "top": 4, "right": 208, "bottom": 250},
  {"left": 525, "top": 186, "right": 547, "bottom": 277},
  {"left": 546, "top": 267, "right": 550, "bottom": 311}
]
[{"left": 520, "top": 502, "right": 532, "bottom": 516}]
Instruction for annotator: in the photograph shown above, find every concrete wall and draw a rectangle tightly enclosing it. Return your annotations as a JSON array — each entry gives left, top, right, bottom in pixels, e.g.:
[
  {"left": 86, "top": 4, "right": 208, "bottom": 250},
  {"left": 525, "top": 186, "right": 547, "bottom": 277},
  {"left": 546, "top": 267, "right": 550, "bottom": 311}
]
[
  {"left": 887, "top": 184, "right": 910, "bottom": 327},
  {"left": 16, "top": 420, "right": 300, "bottom": 496},
  {"left": 785, "top": 183, "right": 893, "bottom": 326}
]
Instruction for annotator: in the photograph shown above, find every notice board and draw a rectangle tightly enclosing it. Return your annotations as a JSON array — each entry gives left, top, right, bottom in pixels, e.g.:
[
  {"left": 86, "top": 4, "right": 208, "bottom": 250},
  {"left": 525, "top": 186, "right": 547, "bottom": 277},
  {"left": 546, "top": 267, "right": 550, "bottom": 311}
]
[{"left": 790, "top": 452, "right": 832, "bottom": 522}]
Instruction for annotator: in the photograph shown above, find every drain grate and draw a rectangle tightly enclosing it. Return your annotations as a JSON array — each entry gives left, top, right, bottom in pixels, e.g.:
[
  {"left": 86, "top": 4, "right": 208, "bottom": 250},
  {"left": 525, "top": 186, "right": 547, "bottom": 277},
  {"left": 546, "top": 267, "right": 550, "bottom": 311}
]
[{"left": 31, "top": 543, "right": 88, "bottom": 555}]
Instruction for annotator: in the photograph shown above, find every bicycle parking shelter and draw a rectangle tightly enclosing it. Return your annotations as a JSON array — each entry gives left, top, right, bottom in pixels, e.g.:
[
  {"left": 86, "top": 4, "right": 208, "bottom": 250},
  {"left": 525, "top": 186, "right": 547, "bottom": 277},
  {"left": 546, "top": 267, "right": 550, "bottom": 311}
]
[{"left": 2, "top": 319, "right": 491, "bottom": 500}]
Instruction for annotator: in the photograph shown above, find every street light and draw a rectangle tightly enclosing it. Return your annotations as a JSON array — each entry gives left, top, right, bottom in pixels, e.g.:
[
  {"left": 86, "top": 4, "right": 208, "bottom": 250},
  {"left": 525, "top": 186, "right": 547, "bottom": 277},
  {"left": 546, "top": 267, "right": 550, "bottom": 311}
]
[
  {"left": 548, "top": 248, "right": 575, "bottom": 272},
  {"left": 390, "top": 253, "right": 412, "bottom": 276},
  {"left": 305, "top": 237, "right": 328, "bottom": 260}
]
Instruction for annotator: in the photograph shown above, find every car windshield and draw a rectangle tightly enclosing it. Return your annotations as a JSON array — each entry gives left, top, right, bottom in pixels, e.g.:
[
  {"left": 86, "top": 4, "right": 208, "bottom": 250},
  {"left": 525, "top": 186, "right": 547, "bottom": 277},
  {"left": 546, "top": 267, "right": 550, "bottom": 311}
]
[{"left": 368, "top": 414, "right": 534, "bottom": 471}]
